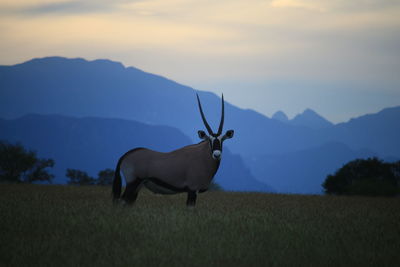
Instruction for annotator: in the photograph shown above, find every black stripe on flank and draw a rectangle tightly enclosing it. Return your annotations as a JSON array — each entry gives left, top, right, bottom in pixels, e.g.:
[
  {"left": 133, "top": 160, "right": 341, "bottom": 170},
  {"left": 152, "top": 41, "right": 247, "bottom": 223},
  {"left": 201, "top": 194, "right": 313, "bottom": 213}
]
[
  {"left": 144, "top": 177, "right": 189, "bottom": 193},
  {"left": 144, "top": 177, "right": 210, "bottom": 194}
]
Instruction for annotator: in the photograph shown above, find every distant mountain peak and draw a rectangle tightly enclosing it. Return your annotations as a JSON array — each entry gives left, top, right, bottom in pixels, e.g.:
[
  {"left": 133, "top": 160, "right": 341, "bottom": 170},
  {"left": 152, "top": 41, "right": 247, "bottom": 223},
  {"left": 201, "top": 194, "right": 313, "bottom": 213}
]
[
  {"left": 272, "top": 110, "right": 289, "bottom": 122},
  {"left": 302, "top": 108, "right": 318, "bottom": 115},
  {"left": 23, "top": 56, "right": 85, "bottom": 65},
  {"left": 19, "top": 56, "right": 126, "bottom": 71},
  {"left": 290, "top": 108, "right": 333, "bottom": 129}
]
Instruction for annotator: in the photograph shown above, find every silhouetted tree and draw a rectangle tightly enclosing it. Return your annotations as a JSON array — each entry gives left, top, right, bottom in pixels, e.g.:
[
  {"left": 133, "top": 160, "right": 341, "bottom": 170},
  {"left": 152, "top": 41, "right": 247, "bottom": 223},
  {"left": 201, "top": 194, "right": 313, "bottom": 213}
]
[
  {"left": 25, "top": 158, "right": 55, "bottom": 183},
  {"left": 97, "top": 168, "right": 114, "bottom": 185},
  {"left": 0, "top": 141, "right": 54, "bottom": 183},
  {"left": 66, "top": 169, "right": 96, "bottom": 185},
  {"left": 323, "top": 158, "right": 399, "bottom": 196}
]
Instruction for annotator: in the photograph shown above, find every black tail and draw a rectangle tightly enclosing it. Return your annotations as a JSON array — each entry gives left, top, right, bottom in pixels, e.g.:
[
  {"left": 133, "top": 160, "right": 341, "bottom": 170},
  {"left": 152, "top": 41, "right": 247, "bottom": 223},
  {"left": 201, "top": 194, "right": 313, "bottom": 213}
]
[
  {"left": 112, "top": 148, "right": 144, "bottom": 202},
  {"left": 112, "top": 156, "right": 123, "bottom": 201}
]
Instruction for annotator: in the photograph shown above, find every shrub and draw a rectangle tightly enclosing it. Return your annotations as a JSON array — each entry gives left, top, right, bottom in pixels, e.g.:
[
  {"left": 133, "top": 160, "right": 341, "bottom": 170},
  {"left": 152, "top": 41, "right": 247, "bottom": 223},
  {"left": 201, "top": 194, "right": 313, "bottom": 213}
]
[
  {"left": 323, "top": 158, "right": 399, "bottom": 196},
  {"left": 97, "top": 169, "right": 114, "bottom": 185},
  {"left": 66, "top": 169, "right": 96, "bottom": 185}
]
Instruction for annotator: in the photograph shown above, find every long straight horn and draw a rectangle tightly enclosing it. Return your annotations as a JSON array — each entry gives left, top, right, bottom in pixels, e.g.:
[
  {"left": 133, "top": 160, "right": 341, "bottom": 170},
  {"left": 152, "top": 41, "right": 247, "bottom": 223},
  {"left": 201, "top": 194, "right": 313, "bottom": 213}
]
[
  {"left": 217, "top": 94, "right": 225, "bottom": 135},
  {"left": 196, "top": 93, "right": 213, "bottom": 135}
]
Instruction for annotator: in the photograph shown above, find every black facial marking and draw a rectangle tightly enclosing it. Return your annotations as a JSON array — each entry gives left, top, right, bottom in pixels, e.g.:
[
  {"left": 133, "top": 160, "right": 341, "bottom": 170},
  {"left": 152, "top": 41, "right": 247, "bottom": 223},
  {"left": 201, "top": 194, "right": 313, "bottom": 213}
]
[{"left": 212, "top": 138, "right": 221, "bottom": 151}]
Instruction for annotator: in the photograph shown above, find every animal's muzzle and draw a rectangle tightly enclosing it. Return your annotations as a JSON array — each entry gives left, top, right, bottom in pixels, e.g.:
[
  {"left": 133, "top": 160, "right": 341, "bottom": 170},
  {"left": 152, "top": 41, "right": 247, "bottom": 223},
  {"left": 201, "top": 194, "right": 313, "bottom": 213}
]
[{"left": 212, "top": 150, "right": 222, "bottom": 160}]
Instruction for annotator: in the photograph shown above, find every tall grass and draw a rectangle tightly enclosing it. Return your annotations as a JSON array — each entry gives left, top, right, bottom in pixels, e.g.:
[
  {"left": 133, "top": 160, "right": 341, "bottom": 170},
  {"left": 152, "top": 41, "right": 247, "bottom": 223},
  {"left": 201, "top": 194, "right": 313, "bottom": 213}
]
[{"left": 0, "top": 184, "right": 399, "bottom": 266}]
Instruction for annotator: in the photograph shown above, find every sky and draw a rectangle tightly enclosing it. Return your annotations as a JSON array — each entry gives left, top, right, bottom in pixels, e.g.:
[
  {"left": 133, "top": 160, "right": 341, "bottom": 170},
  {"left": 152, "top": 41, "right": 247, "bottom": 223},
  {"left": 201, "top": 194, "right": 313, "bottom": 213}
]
[{"left": 0, "top": 0, "right": 399, "bottom": 123}]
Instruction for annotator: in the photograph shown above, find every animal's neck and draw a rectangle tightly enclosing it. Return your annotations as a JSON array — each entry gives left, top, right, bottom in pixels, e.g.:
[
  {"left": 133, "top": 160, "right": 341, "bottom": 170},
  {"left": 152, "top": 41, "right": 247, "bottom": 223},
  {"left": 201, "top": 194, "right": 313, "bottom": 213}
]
[{"left": 199, "top": 140, "right": 221, "bottom": 174}]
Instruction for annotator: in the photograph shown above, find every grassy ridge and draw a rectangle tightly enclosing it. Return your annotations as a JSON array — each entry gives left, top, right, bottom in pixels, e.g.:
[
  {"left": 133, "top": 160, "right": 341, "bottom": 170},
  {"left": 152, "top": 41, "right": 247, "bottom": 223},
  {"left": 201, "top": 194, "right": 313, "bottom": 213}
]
[{"left": 0, "top": 185, "right": 399, "bottom": 266}]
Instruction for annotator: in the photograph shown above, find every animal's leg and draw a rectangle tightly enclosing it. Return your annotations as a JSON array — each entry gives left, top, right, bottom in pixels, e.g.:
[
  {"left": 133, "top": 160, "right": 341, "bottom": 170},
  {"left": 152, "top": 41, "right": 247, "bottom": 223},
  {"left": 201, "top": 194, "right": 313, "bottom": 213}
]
[
  {"left": 186, "top": 191, "right": 197, "bottom": 207},
  {"left": 121, "top": 178, "right": 143, "bottom": 205}
]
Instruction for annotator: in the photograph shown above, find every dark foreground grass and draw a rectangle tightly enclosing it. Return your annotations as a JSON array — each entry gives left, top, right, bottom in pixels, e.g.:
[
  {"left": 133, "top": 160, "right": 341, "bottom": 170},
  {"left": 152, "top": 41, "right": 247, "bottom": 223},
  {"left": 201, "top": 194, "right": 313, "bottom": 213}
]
[{"left": 0, "top": 185, "right": 399, "bottom": 267}]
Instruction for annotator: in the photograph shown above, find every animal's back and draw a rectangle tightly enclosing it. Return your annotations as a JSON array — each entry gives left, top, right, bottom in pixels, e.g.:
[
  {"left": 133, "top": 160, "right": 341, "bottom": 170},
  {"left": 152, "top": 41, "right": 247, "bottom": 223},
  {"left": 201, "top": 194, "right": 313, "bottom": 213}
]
[{"left": 121, "top": 148, "right": 189, "bottom": 188}]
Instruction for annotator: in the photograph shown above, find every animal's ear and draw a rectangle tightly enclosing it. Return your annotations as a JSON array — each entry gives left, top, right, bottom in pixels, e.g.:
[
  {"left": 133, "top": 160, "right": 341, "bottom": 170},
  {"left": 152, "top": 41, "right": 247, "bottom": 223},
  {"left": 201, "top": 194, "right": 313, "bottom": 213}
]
[
  {"left": 198, "top": 130, "right": 208, "bottom": 140},
  {"left": 223, "top": 129, "right": 234, "bottom": 140}
]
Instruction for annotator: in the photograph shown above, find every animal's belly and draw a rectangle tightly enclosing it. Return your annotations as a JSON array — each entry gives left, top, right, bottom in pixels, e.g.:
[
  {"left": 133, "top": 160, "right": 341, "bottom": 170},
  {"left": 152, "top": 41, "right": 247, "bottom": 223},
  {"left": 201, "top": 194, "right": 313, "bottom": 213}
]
[{"left": 143, "top": 178, "right": 185, "bottom": 195}]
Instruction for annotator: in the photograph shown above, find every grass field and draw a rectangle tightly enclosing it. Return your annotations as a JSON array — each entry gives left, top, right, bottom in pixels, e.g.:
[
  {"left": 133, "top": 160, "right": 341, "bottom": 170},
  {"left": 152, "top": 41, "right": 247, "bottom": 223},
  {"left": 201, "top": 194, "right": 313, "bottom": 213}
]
[{"left": 0, "top": 185, "right": 399, "bottom": 266}]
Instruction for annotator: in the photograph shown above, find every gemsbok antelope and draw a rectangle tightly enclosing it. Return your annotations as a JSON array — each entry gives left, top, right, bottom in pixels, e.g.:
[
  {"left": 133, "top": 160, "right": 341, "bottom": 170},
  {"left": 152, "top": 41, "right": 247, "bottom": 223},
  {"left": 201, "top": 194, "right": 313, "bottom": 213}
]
[{"left": 112, "top": 93, "right": 234, "bottom": 207}]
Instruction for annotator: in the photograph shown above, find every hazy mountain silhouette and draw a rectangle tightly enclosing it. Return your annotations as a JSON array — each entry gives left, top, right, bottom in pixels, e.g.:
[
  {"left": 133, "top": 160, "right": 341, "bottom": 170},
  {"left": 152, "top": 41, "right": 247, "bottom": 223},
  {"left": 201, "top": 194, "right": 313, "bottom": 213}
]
[
  {"left": 272, "top": 109, "right": 333, "bottom": 129},
  {"left": 329, "top": 106, "right": 400, "bottom": 159},
  {"left": 290, "top": 108, "right": 334, "bottom": 129},
  {"left": 246, "top": 142, "right": 377, "bottom": 194},
  {"left": 1, "top": 56, "right": 399, "bottom": 193},
  {"left": 0, "top": 57, "right": 330, "bottom": 157},
  {"left": 0, "top": 114, "right": 273, "bottom": 192},
  {"left": 272, "top": 111, "right": 289, "bottom": 122}
]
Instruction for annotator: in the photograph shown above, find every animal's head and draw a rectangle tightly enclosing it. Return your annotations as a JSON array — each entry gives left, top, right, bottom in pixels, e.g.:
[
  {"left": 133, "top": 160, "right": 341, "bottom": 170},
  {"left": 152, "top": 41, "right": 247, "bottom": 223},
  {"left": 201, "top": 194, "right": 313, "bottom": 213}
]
[{"left": 196, "top": 93, "right": 234, "bottom": 160}]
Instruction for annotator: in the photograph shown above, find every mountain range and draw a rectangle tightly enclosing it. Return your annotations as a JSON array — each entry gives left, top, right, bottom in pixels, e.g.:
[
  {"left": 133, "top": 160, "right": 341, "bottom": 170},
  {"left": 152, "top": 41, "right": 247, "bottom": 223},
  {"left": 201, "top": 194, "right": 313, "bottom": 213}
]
[
  {"left": 0, "top": 114, "right": 271, "bottom": 192},
  {"left": 272, "top": 109, "right": 334, "bottom": 129},
  {"left": 1, "top": 57, "right": 399, "bottom": 193}
]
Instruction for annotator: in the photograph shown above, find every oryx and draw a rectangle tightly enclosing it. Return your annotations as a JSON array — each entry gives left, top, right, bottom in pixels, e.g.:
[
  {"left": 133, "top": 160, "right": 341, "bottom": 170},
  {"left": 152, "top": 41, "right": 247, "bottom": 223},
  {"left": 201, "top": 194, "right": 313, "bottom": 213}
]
[{"left": 112, "top": 93, "right": 234, "bottom": 207}]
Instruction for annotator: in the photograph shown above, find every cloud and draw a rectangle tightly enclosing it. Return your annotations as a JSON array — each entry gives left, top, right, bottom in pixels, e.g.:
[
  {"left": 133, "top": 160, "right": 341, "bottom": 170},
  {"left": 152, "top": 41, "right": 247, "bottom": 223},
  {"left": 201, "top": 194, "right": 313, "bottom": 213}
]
[
  {"left": 26, "top": 2, "right": 109, "bottom": 15},
  {"left": 0, "top": 0, "right": 131, "bottom": 16},
  {"left": 0, "top": 0, "right": 399, "bottom": 84},
  {"left": 270, "top": 0, "right": 326, "bottom": 11}
]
